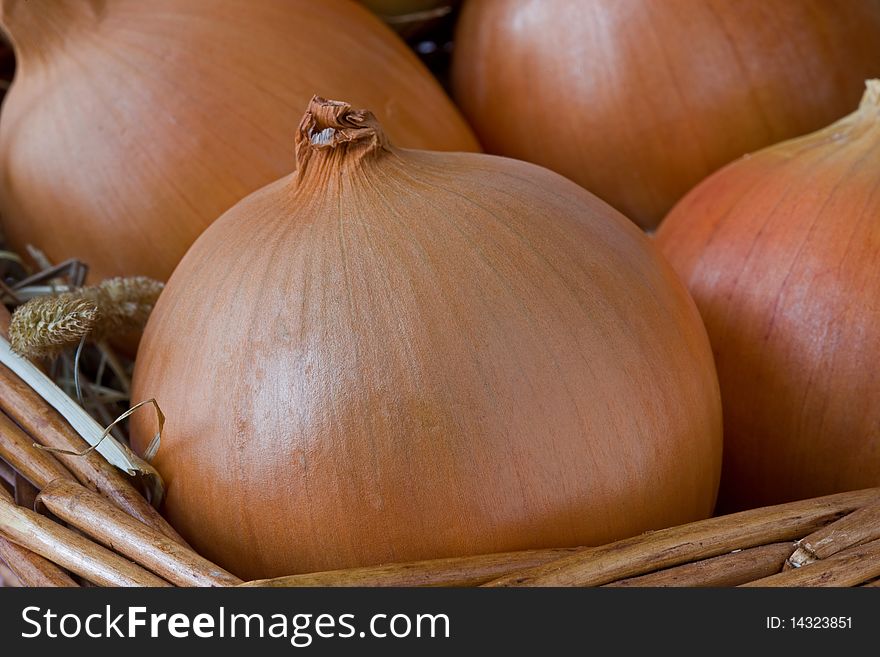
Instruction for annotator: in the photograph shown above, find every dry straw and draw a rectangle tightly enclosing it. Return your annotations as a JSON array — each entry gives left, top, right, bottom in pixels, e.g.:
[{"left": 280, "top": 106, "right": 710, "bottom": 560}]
[
  {"left": 80, "top": 276, "right": 163, "bottom": 342},
  {"left": 9, "top": 294, "right": 97, "bottom": 358},
  {"left": 8, "top": 276, "right": 162, "bottom": 359}
]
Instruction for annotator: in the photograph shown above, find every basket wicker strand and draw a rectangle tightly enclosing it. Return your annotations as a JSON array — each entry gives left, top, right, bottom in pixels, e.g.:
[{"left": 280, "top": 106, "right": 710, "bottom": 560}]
[{"left": 1, "top": 346, "right": 879, "bottom": 587}]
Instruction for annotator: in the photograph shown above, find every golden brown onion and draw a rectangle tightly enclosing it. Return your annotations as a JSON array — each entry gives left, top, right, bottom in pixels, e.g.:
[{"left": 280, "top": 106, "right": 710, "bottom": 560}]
[
  {"left": 657, "top": 80, "right": 880, "bottom": 512},
  {"left": 0, "top": 0, "right": 478, "bottom": 282},
  {"left": 131, "top": 97, "right": 722, "bottom": 580},
  {"left": 452, "top": 0, "right": 880, "bottom": 229}
]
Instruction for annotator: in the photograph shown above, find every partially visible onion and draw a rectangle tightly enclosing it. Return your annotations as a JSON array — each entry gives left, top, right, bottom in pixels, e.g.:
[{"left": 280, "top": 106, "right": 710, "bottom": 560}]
[
  {"left": 657, "top": 80, "right": 880, "bottom": 511},
  {"left": 131, "top": 97, "right": 722, "bottom": 580},
  {"left": 452, "top": 0, "right": 880, "bottom": 229},
  {"left": 0, "top": 0, "right": 478, "bottom": 283}
]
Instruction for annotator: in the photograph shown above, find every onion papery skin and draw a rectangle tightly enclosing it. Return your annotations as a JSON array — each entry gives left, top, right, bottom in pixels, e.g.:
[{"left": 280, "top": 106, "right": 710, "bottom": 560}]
[
  {"left": 656, "top": 81, "right": 880, "bottom": 512},
  {"left": 131, "top": 98, "right": 722, "bottom": 580},
  {"left": 0, "top": 0, "right": 478, "bottom": 283},
  {"left": 451, "top": 0, "right": 880, "bottom": 230}
]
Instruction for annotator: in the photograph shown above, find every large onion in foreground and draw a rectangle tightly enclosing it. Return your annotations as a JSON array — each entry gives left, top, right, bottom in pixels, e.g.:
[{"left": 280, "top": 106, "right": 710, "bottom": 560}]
[
  {"left": 0, "top": 0, "right": 477, "bottom": 283},
  {"left": 452, "top": 0, "right": 880, "bottom": 230},
  {"left": 657, "top": 81, "right": 880, "bottom": 512},
  {"left": 132, "top": 98, "right": 721, "bottom": 579}
]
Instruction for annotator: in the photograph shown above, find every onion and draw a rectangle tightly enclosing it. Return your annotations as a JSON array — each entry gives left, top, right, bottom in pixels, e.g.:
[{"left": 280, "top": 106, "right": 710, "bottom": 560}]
[
  {"left": 131, "top": 97, "right": 722, "bottom": 579},
  {"left": 0, "top": 0, "right": 478, "bottom": 283},
  {"left": 656, "top": 80, "right": 880, "bottom": 512},
  {"left": 451, "top": 0, "right": 880, "bottom": 230}
]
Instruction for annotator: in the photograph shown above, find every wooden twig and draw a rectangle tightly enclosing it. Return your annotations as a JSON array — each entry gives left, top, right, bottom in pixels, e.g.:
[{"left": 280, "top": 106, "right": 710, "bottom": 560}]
[
  {"left": 484, "top": 488, "right": 880, "bottom": 587},
  {"left": 0, "top": 535, "right": 79, "bottom": 587},
  {"left": 0, "top": 561, "right": 18, "bottom": 586},
  {"left": 0, "top": 559, "right": 19, "bottom": 586},
  {"left": 603, "top": 543, "right": 793, "bottom": 587},
  {"left": 0, "top": 484, "right": 169, "bottom": 587},
  {"left": 241, "top": 547, "right": 582, "bottom": 588},
  {"left": 0, "top": 363, "right": 186, "bottom": 545},
  {"left": 0, "top": 410, "right": 76, "bottom": 489},
  {"left": 38, "top": 479, "right": 240, "bottom": 587},
  {"left": 1, "top": 445, "right": 50, "bottom": 594},
  {"left": 786, "top": 500, "right": 880, "bottom": 569},
  {"left": 0, "top": 338, "right": 163, "bottom": 494},
  {"left": 13, "top": 471, "right": 40, "bottom": 509},
  {"left": 0, "top": 458, "right": 14, "bottom": 487},
  {"left": 744, "top": 538, "right": 880, "bottom": 587}
]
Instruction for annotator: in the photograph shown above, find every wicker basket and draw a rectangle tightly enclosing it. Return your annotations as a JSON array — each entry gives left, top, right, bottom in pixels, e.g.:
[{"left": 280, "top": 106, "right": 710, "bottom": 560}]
[
  {"left": 1, "top": 354, "right": 878, "bottom": 588},
  {"left": 3, "top": 1, "right": 876, "bottom": 591}
]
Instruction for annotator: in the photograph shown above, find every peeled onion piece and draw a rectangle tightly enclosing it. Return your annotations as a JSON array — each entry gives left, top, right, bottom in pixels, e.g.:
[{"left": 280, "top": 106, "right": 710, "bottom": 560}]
[
  {"left": 452, "top": 0, "right": 880, "bottom": 230},
  {"left": 0, "top": 0, "right": 478, "bottom": 283},
  {"left": 132, "top": 97, "right": 721, "bottom": 579},
  {"left": 657, "top": 80, "right": 880, "bottom": 512}
]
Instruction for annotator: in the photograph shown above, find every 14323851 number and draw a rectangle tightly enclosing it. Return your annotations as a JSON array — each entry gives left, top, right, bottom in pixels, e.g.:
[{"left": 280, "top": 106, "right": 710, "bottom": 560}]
[{"left": 790, "top": 617, "right": 852, "bottom": 629}]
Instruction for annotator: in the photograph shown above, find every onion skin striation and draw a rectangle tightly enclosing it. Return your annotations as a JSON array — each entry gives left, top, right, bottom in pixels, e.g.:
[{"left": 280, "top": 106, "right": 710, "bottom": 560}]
[
  {"left": 132, "top": 97, "right": 722, "bottom": 580},
  {"left": 0, "top": 0, "right": 478, "bottom": 283},
  {"left": 451, "top": 0, "right": 880, "bottom": 230},
  {"left": 656, "top": 81, "right": 880, "bottom": 512}
]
